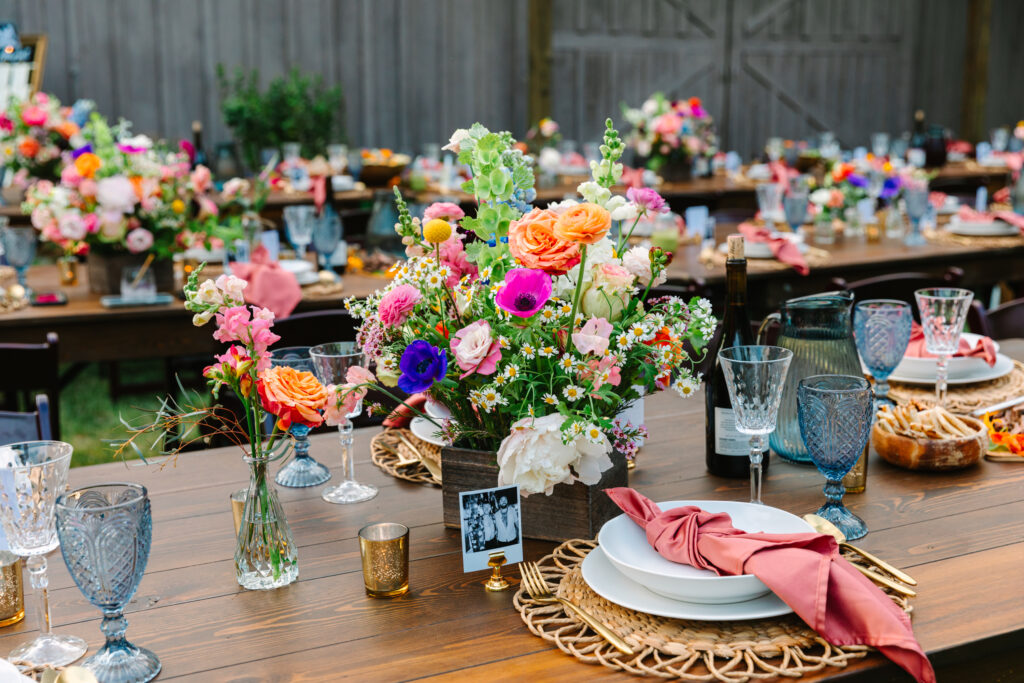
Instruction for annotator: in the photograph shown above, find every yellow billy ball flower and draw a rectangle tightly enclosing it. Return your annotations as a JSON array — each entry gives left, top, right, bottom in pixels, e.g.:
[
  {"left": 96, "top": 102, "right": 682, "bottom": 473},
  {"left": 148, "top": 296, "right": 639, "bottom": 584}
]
[
  {"left": 171, "top": 199, "right": 186, "bottom": 214},
  {"left": 423, "top": 218, "right": 452, "bottom": 244}
]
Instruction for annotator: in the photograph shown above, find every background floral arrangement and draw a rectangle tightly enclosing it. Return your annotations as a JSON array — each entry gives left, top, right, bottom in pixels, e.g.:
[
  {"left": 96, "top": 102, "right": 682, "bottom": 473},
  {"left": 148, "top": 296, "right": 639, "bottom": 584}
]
[
  {"left": 0, "top": 92, "right": 93, "bottom": 185},
  {"left": 341, "top": 119, "right": 716, "bottom": 495},
  {"left": 622, "top": 92, "right": 717, "bottom": 174},
  {"left": 522, "top": 117, "right": 561, "bottom": 156}
]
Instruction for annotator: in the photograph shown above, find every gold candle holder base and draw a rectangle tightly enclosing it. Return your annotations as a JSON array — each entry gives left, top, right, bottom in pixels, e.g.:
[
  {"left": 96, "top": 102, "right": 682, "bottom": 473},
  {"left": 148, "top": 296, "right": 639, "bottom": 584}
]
[
  {"left": 485, "top": 551, "right": 511, "bottom": 592},
  {"left": 0, "top": 552, "right": 24, "bottom": 627},
  {"left": 627, "top": 459, "right": 636, "bottom": 471}
]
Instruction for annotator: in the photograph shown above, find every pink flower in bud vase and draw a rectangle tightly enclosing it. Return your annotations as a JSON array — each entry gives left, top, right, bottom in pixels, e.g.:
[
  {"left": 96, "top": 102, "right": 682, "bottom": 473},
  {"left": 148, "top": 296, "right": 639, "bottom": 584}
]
[
  {"left": 451, "top": 320, "right": 502, "bottom": 378},
  {"left": 495, "top": 268, "right": 552, "bottom": 318},
  {"left": 626, "top": 187, "right": 668, "bottom": 216},
  {"left": 378, "top": 284, "right": 422, "bottom": 327},
  {"left": 125, "top": 227, "right": 154, "bottom": 254},
  {"left": 346, "top": 365, "right": 376, "bottom": 386},
  {"left": 572, "top": 317, "right": 613, "bottom": 356}
]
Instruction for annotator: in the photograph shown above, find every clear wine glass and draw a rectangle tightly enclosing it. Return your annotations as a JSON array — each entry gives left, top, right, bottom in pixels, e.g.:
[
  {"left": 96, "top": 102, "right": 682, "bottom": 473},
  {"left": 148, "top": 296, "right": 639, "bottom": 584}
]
[
  {"left": 755, "top": 183, "right": 782, "bottom": 225},
  {"left": 765, "top": 137, "right": 783, "bottom": 162},
  {"left": 55, "top": 484, "right": 160, "bottom": 683},
  {"left": 903, "top": 183, "right": 929, "bottom": 246},
  {"left": 283, "top": 205, "right": 316, "bottom": 259},
  {"left": 310, "top": 342, "right": 379, "bottom": 504},
  {"left": 783, "top": 188, "right": 808, "bottom": 233},
  {"left": 269, "top": 346, "right": 332, "bottom": 488},
  {"left": 914, "top": 288, "right": 974, "bottom": 407},
  {"left": 0, "top": 441, "right": 87, "bottom": 667},
  {"left": 798, "top": 375, "right": 874, "bottom": 541},
  {"left": 718, "top": 346, "right": 793, "bottom": 505},
  {"left": 854, "top": 300, "right": 913, "bottom": 408},
  {"left": 0, "top": 224, "right": 37, "bottom": 292},
  {"left": 312, "top": 210, "right": 342, "bottom": 271},
  {"left": 871, "top": 132, "right": 890, "bottom": 158}
]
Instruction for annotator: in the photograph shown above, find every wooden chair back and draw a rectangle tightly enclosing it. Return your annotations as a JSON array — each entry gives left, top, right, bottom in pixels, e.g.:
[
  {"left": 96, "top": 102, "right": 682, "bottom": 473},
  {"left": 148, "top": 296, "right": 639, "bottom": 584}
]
[
  {"left": 0, "top": 332, "right": 60, "bottom": 440},
  {"left": 969, "top": 297, "right": 1024, "bottom": 340},
  {"left": 0, "top": 394, "right": 52, "bottom": 445},
  {"left": 831, "top": 267, "right": 964, "bottom": 315}
]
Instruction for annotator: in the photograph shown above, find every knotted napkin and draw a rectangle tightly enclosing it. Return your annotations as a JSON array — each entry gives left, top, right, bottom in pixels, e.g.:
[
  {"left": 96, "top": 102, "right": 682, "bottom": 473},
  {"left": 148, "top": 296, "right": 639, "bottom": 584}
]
[
  {"left": 956, "top": 205, "right": 1024, "bottom": 232},
  {"left": 738, "top": 222, "right": 809, "bottom": 275},
  {"left": 905, "top": 321, "right": 997, "bottom": 367},
  {"left": 230, "top": 244, "right": 303, "bottom": 318},
  {"left": 382, "top": 393, "right": 427, "bottom": 428},
  {"left": 604, "top": 488, "right": 935, "bottom": 683}
]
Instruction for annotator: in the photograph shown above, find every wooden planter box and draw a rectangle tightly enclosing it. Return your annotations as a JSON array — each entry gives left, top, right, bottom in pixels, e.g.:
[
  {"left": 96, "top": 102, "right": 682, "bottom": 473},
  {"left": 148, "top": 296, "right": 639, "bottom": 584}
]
[
  {"left": 86, "top": 252, "right": 175, "bottom": 295},
  {"left": 441, "top": 446, "right": 628, "bottom": 542}
]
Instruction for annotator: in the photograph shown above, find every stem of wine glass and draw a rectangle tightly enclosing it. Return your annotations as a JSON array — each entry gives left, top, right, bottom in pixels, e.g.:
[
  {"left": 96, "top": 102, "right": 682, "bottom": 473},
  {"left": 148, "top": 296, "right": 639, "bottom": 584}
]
[
  {"left": 25, "top": 555, "right": 51, "bottom": 638},
  {"left": 16, "top": 266, "right": 28, "bottom": 289},
  {"left": 748, "top": 434, "right": 765, "bottom": 504},
  {"left": 875, "top": 377, "right": 890, "bottom": 402},
  {"left": 100, "top": 609, "right": 128, "bottom": 652},
  {"left": 824, "top": 478, "right": 846, "bottom": 506},
  {"left": 337, "top": 418, "right": 355, "bottom": 481},
  {"left": 935, "top": 354, "right": 949, "bottom": 407}
]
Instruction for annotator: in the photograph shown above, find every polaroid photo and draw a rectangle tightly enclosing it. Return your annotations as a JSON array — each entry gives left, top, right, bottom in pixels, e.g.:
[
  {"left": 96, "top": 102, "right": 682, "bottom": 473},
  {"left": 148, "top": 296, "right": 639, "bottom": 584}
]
[{"left": 459, "top": 484, "right": 523, "bottom": 572}]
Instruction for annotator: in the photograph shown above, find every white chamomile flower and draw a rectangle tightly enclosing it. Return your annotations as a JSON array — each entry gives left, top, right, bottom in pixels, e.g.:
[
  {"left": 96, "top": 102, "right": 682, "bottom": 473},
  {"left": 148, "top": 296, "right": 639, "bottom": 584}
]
[
  {"left": 481, "top": 388, "right": 502, "bottom": 410},
  {"left": 569, "top": 421, "right": 584, "bottom": 436},
  {"left": 425, "top": 271, "right": 443, "bottom": 287},
  {"left": 380, "top": 356, "right": 397, "bottom": 371},
  {"left": 539, "top": 345, "right": 556, "bottom": 358},
  {"left": 583, "top": 423, "right": 604, "bottom": 444},
  {"left": 558, "top": 355, "right": 576, "bottom": 372},
  {"left": 503, "top": 365, "right": 521, "bottom": 381},
  {"left": 493, "top": 374, "right": 507, "bottom": 386},
  {"left": 542, "top": 393, "right": 558, "bottom": 405},
  {"left": 574, "top": 313, "right": 584, "bottom": 325},
  {"left": 490, "top": 284, "right": 501, "bottom": 295},
  {"left": 563, "top": 385, "right": 584, "bottom": 401},
  {"left": 469, "top": 389, "right": 484, "bottom": 407},
  {"left": 628, "top": 323, "right": 651, "bottom": 342},
  {"left": 527, "top": 405, "right": 536, "bottom": 418},
  {"left": 559, "top": 302, "right": 573, "bottom": 316},
  {"left": 520, "top": 344, "right": 536, "bottom": 359},
  {"left": 540, "top": 308, "right": 557, "bottom": 322},
  {"left": 479, "top": 266, "right": 492, "bottom": 282},
  {"left": 672, "top": 375, "right": 700, "bottom": 398},
  {"left": 498, "top": 336, "right": 511, "bottom": 349},
  {"left": 658, "top": 346, "right": 674, "bottom": 363},
  {"left": 615, "top": 333, "right": 633, "bottom": 350},
  {"left": 574, "top": 361, "right": 587, "bottom": 374}
]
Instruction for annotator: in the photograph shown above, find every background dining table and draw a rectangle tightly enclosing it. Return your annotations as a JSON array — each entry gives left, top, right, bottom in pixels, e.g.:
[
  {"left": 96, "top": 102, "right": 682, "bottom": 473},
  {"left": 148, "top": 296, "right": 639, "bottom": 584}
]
[{"left": 0, "top": 342, "right": 1020, "bottom": 681}]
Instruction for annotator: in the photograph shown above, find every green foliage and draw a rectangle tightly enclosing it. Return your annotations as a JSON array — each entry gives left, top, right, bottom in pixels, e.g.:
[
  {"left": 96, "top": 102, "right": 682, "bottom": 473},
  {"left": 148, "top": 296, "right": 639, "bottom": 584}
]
[{"left": 217, "top": 65, "right": 346, "bottom": 169}]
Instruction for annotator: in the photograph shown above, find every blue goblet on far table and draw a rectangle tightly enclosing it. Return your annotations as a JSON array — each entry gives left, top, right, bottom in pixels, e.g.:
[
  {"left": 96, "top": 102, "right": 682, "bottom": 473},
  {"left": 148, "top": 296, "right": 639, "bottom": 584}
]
[
  {"left": 854, "top": 300, "right": 913, "bottom": 408},
  {"left": 797, "top": 375, "right": 874, "bottom": 541},
  {"left": 269, "top": 346, "right": 332, "bottom": 487},
  {"left": 0, "top": 223, "right": 37, "bottom": 293}
]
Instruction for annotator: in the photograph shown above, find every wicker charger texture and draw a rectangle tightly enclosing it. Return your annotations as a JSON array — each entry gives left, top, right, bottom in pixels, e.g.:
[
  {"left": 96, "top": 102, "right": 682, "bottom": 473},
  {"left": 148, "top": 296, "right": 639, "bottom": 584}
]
[
  {"left": 514, "top": 540, "right": 911, "bottom": 682},
  {"left": 302, "top": 279, "right": 345, "bottom": 299},
  {"left": 923, "top": 228, "right": 1024, "bottom": 249},
  {"left": 370, "top": 428, "right": 442, "bottom": 486},
  {"left": 701, "top": 245, "right": 831, "bottom": 273},
  {"left": 889, "top": 360, "right": 1024, "bottom": 414}
]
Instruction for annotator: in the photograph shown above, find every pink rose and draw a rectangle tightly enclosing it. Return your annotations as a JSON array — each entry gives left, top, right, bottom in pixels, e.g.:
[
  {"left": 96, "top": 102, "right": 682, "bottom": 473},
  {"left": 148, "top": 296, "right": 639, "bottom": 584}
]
[
  {"left": 593, "top": 262, "right": 634, "bottom": 293},
  {"left": 20, "top": 106, "right": 48, "bottom": 127},
  {"left": 125, "top": 227, "right": 154, "bottom": 254},
  {"left": 450, "top": 320, "right": 502, "bottom": 378},
  {"left": 423, "top": 202, "right": 465, "bottom": 222},
  {"left": 96, "top": 176, "right": 137, "bottom": 213},
  {"left": 378, "top": 284, "right": 422, "bottom": 327},
  {"left": 572, "top": 317, "right": 613, "bottom": 356},
  {"left": 30, "top": 206, "right": 52, "bottom": 230}
]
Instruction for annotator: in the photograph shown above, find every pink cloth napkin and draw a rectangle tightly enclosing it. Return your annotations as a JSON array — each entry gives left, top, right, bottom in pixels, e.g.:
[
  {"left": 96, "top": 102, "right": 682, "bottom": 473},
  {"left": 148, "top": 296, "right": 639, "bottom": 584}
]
[
  {"left": 956, "top": 205, "right": 1024, "bottom": 232},
  {"left": 620, "top": 166, "right": 645, "bottom": 189},
  {"left": 905, "top": 321, "right": 997, "bottom": 367},
  {"left": 769, "top": 161, "right": 798, "bottom": 184},
  {"left": 604, "top": 489, "right": 935, "bottom": 683},
  {"left": 928, "top": 191, "right": 947, "bottom": 208},
  {"left": 992, "top": 151, "right": 1024, "bottom": 173},
  {"left": 382, "top": 394, "right": 427, "bottom": 428},
  {"left": 229, "top": 244, "right": 303, "bottom": 318},
  {"left": 738, "top": 222, "right": 809, "bottom": 275}
]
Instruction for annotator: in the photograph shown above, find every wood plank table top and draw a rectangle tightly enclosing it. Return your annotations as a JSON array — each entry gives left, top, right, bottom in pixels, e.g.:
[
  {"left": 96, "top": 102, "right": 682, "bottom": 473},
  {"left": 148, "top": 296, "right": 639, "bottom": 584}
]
[{"left": 3, "top": 342, "right": 1021, "bottom": 681}]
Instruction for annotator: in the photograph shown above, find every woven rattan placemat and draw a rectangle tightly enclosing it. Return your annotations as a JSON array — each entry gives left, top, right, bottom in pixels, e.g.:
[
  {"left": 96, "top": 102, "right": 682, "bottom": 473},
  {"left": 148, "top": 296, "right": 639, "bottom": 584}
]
[
  {"left": 370, "top": 428, "right": 441, "bottom": 486},
  {"left": 923, "top": 228, "right": 1024, "bottom": 249},
  {"left": 701, "top": 245, "right": 831, "bottom": 273},
  {"left": 889, "top": 360, "right": 1024, "bottom": 414},
  {"left": 514, "top": 540, "right": 911, "bottom": 681}
]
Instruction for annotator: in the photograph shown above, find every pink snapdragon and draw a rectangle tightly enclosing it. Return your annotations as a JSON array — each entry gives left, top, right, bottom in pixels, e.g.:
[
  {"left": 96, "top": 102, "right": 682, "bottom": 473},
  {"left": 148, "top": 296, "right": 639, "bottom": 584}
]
[
  {"left": 378, "top": 284, "right": 422, "bottom": 327},
  {"left": 626, "top": 187, "right": 668, "bottom": 215},
  {"left": 572, "top": 317, "right": 613, "bottom": 355},
  {"left": 438, "top": 232, "right": 477, "bottom": 287},
  {"left": 450, "top": 320, "right": 502, "bottom": 378}
]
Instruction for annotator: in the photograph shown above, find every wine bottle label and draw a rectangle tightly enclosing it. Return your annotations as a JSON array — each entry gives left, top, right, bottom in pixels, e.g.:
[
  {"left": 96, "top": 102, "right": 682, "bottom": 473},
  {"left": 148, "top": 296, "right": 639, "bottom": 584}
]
[{"left": 714, "top": 408, "right": 749, "bottom": 456}]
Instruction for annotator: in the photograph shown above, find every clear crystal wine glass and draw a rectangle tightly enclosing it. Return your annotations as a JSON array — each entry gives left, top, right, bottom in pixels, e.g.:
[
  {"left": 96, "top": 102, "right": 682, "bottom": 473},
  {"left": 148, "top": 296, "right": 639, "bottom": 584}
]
[
  {"left": 55, "top": 483, "right": 160, "bottom": 683},
  {"left": 310, "top": 342, "right": 378, "bottom": 504},
  {"left": 797, "top": 375, "right": 874, "bottom": 541},
  {"left": 854, "top": 300, "right": 913, "bottom": 408},
  {"left": 914, "top": 288, "right": 974, "bottom": 407},
  {"left": 0, "top": 224, "right": 37, "bottom": 292},
  {"left": 718, "top": 346, "right": 793, "bottom": 505},
  {"left": 756, "top": 183, "right": 782, "bottom": 225},
  {"left": 903, "top": 183, "right": 929, "bottom": 246},
  {"left": 283, "top": 205, "right": 316, "bottom": 259},
  {"left": 269, "top": 346, "right": 332, "bottom": 487},
  {"left": 0, "top": 441, "right": 87, "bottom": 667}
]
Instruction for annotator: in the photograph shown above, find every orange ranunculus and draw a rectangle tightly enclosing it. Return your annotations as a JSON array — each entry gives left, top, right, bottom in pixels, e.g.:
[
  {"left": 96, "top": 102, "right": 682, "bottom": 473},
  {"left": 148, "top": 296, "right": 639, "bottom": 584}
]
[
  {"left": 688, "top": 96, "right": 702, "bottom": 108},
  {"left": 509, "top": 207, "right": 581, "bottom": 274},
  {"left": 74, "top": 152, "right": 101, "bottom": 179},
  {"left": 17, "top": 137, "right": 40, "bottom": 158},
  {"left": 54, "top": 121, "right": 79, "bottom": 139},
  {"left": 257, "top": 365, "right": 329, "bottom": 430},
  {"left": 552, "top": 202, "right": 611, "bottom": 246}
]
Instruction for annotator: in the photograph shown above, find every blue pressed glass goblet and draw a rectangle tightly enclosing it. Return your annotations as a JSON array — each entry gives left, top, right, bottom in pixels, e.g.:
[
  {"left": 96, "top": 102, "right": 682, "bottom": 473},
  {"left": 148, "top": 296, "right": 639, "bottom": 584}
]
[
  {"left": 269, "top": 346, "right": 332, "bottom": 487},
  {"left": 55, "top": 483, "right": 160, "bottom": 683},
  {"left": 783, "top": 189, "right": 808, "bottom": 233},
  {"left": 903, "top": 185, "right": 929, "bottom": 246},
  {"left": 797, "top": 375, "right": 874, "bottom": 541},
  {"left": 0, "top": 224, "right": 37, "bottom": 292},
  {"left": 854, "top": 300, "right": 913, "bottom": 408}
]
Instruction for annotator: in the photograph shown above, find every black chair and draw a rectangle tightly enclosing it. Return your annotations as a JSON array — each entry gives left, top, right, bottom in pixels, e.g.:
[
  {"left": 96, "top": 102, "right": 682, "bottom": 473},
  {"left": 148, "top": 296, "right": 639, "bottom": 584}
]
[
  {"left": 831, "top": 267, "right": 964, "bottom": 314},
  {"left": 0, "top": 394, "right": 52, "bottom": 445},
  {"left": 271, "top": 309, "right": 359, "bottom": 347},
  {"left": 0, "top": 332, "right": 60, "bottom": 440},
  {"left": 967, "top": 297, "right": 1024, "bottom": 340}
]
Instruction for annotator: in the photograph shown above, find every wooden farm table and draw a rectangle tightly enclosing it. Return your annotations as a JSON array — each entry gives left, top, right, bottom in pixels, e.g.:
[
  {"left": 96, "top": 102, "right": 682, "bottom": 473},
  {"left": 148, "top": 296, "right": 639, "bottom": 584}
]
[
  {"left": 1, "top": 345, "right": 1020, "bottom": 680},
  {"left": 0, "top": 265, "right": 385, "bottom": 363}
]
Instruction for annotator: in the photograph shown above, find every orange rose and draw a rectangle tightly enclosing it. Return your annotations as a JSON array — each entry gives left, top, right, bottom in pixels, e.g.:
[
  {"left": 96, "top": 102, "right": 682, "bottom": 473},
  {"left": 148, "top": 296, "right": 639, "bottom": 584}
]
[
  {"left": 509, "top": 207, "right": 581, "bottom": 274},
  {"left": 17, "top": 137, "right": 39, "bottom": 158},
  {"left": 54, "top": 121, "right": 79, "bottom": 139},
  {"left": 74, "top": 153, "right": 101, "bottom": 179},
  {"left": 257, "top": 365, "right": 329, "bottom": 430},
  {"left": 552, "top": 202, "right": 611, "bottom": 245}
]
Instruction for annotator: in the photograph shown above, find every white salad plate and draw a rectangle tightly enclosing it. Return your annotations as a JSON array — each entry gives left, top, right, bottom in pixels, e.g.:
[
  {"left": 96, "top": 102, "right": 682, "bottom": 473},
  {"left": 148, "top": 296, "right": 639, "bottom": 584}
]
[
  {"left": 580, "top": 546, "right": 793, "bottom": 621},
  {"left": 717, "top": 235, "right": 807, "bottom": 260},
  {"left": 278, "top": 259, "right": 314, "bottom": 274},
  {"left": 410, "top": 416, "right": 446, "bottom": 447},
  {"left": 597, "top": 500, "right": 813, "bottom": 604},
  {"left": 947, "top": 221, "right": 1018, "bottom": 237},
  {"left": 886, "top": 352, "right": 1014, "bottom": 386}
]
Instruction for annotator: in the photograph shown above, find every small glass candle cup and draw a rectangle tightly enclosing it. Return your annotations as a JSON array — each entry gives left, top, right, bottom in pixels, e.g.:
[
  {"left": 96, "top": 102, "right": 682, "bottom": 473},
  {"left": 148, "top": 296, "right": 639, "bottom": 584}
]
[{"left": 358, "top": 523, "right": 409, "bottom": 598}]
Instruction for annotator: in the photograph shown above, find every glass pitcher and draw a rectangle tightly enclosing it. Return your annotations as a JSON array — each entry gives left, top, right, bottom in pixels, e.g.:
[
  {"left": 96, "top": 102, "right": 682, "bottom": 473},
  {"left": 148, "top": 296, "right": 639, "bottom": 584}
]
[{"left": 758, "top": 291, "right": 862, "bottom": 463}]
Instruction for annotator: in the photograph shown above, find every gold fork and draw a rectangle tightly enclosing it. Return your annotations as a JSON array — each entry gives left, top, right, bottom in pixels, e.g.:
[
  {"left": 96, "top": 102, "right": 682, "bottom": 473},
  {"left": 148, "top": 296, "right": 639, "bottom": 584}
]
[{"left": 519, "top": 561, "right": 634, "bottom": 655}]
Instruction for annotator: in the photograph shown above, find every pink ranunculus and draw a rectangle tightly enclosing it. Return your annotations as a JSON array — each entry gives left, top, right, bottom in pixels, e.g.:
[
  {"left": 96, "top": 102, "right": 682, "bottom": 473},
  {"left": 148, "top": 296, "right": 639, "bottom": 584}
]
[
  {"left": 190, "top": 165, "right": 212, "bottom": 194},
  {"left": 572, "top": 317, "right": 613, "bottom": 356},
  {"left": 450, "top": 320, "right": 502, "bottom": 378},
  {"left": 423, "top": 202, "right": 465, "bottom": 223},
  {"left": 828, "top": 189, "right": 844, "bottom": 209},
  {"left": 81, "top": 213, "right": 99, "bottom": 234},
  {"left": 626, "top": 187, "right": 668, "bottom": 215},
  {"left": 378, "top": 284, "right": 422, "bottom": 327},
  {"left": 29, "top": 206, "right": 52, "bottom": 230},
  {"left": 593, "top": 262, "right": 635, "bottom": 292},
  {"left": 20, "top": 106, "right": 48, "bottom": 127},
  {"left": 57, "top": 213, "right": 87, "bottom": 241},
  {"left": 125, "top": 227, "right": 154, "bottom": 254},
  {"left": 60, "top": 163, "right": 83, "bottom": 187}
]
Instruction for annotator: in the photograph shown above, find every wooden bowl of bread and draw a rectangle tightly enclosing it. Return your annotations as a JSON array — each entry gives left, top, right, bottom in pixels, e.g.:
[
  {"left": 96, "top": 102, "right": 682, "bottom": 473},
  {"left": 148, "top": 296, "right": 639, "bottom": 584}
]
[{"left": 872, "top": 401, "right": 987, "bottom": 471}]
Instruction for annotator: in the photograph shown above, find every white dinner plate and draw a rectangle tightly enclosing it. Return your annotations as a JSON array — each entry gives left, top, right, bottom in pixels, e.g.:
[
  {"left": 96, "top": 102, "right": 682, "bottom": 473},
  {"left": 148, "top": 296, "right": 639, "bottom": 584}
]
[
  {"left": 887, "top": 352, "right": 1015, "bottom": 386},
  {"left": 581, "top": 546, "right": 793, "bottom": 621},
  {"left": 410, "top": 416, "right": 446, "bottom": 447},
  {"left": 947, "top": 221, "right": 1019, "bottom": 237},
  {"left": 424, "top": 399, "right": 453, "bottom": 420},
  {"left": 887, "top": 334, "right": 1001, "bottom": 381},
  {"left": 717, "top": 236, "right": 808, "bottom": 260},
  {"left": 936, "top": 200, "right": 960, "bottom": 215},
  {"left": 278, "top": 259, "right": 315, "bottom": 274},
  {"left": 294, "top": 271, "right": 319, "bottom": 286},
  {"left": 598, "top": 500, "right": 813, "bottom": 604}
]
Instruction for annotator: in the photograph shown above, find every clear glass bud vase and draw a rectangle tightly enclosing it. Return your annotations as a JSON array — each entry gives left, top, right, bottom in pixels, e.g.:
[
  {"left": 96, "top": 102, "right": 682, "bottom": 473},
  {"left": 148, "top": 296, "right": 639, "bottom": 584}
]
[{"left": 236, "top": 440, "right": 299, "bottom": 590}]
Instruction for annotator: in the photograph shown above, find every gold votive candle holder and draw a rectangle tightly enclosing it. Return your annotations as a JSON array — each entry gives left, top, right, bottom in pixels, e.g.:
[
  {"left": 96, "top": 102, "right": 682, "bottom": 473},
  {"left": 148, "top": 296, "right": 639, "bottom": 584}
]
[
  {"left": 359, "top": 522, "right": 409, "bottom": 598},
  {"left": 0, "top": 550, "right": 24, "bottom": 627},
  {"left": 843, "top": 444, "right": 869, "bottom": 493},
  {"left": 230, "top": 488, "right": 247, "bottom": 536}
]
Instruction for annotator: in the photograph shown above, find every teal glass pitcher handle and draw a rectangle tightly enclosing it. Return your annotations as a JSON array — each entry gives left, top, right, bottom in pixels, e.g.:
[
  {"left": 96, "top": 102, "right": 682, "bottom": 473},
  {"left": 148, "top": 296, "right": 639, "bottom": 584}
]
[{"left": 757, "top": 313, "right": 781, "bottom": 344}]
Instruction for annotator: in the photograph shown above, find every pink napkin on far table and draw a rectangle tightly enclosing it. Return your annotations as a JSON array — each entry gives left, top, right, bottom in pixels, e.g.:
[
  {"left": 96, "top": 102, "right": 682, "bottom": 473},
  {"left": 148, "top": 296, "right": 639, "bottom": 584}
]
[
  {"left": 956, "top": 205, "right": 1024, "bottom": 232},
  {"left": 928, "top": 191, "right": 947, "bottom": 208},
  {"left": 738, "top": 222, "right": 809, "bottom": 275},
  {"left": 905, "top": 321, "right": 997, "bottom": 367},
  {"left": 229, "top": 244, "right": 303, "bottom": 318},
  {"left": 604, "top": 489, "right": 935, "bottom": 683}
]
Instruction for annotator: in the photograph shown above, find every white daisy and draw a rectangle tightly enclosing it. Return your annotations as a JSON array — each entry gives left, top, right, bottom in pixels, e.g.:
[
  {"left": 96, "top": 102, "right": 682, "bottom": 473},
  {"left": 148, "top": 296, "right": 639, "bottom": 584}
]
[
  {"left": 542, "top": 393, "right": 558, "bottom": 405},
  {"left": 540, "top": 308, "right": 557, "bottom": 322},
  {"left": 672, "top": 375, "right": 700, "bottom": 398},
  {"left": 538, "top": 345, "right": 556, "bottom": 358},
  {"left": 493, "top": 374, "right": 506, "bottom": 386},
  {"left": 520, "top": 344, "right": 536, "bottom": 360},
  {"left": 615, "top": 333, "right": 632, "bottom": 350},
  {"left": 498, "top": 336, "right": 511, "bottom": 349},
  {"left": 503, "top": 365, "right": 521, "bottom": 381},
  {"left": 558, "top": 355, "right": 576, "bottom": 372},
  {"left": 583, "top": 423, "right": 604, "bottom": 444},
  {"left": 563, "top": 385, "right": 584, "bottom": 401}
]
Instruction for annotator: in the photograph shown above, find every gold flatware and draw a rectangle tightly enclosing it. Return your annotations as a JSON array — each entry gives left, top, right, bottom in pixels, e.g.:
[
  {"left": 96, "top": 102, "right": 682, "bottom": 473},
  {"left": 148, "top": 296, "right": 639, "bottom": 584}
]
[
  {"left": 803, "top": 514, "right": 918, "bottom": 587},
  {"left": 519, "top": 561, "right": 634, "bottom": 655},
  {"left": 394, "top": 433, "right": 424, "bottom": 467}
]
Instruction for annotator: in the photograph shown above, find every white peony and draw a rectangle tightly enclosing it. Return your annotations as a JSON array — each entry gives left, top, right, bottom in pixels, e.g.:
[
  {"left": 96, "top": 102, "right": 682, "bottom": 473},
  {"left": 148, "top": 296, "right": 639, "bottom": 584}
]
[
  {"left": 553, "top": 237, "right": 616, "bottom": 299},
  {"left": 623, "top": 246, "right": 667, "bottom": 288},
  {"left": 573, "top": 430, "right": 612, "bottom": 485},
  {"left": 496, "top": 414, "right": 614, "bottom": 495},
  {"left": 96, "top": 176, "right": 137, "bottom": 213},
  {"left": 809, "top": 188, "right": 832, "bottom": 206}
]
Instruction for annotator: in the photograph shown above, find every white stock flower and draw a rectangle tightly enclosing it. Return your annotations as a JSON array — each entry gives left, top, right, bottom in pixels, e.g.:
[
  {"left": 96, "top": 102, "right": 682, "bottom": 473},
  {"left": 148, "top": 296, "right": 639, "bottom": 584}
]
[
  {"left": 607, "top": 195, "right": 637, "bottom": 222},
  {"left": 577, "top": 181, "right": 611, "bottom": 206},
  {"left": 442, "top": 128, "right": 471, "bottom": 153}
]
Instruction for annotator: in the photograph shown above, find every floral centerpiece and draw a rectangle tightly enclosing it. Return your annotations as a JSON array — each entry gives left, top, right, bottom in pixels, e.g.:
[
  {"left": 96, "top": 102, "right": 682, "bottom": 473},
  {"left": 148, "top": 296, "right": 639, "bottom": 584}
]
[
  {"left": 622, "top": 93, "right": 717, "bottom": 182},
  {"left": 338, "top": 119, "right": 714, "bottom": 536},
  {"left": 0, "top": 92, "right": 91, "bottom": 187},
  {"left": 522, "top": 117, "right": 561, "bottom": 156}
]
